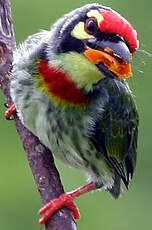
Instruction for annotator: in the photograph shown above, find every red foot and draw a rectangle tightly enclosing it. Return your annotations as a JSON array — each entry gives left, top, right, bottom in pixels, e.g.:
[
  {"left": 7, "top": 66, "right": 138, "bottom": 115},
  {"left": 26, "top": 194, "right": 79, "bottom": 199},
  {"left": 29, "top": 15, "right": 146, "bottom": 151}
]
[
  {"left": 38, "top": 182, "right": 97, "bottom": 225},
  {"left": 5, "top": 104, "right": 16, "bottom": 119},
  {"left": 39, "top": 193, "right": 80, "bottom": 225}
]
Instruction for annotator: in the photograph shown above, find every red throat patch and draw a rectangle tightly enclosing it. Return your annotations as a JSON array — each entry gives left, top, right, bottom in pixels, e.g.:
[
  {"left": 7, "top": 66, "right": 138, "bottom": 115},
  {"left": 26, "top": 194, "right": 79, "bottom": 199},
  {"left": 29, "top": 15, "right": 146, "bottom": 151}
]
[
  {"left": 38, "top": 59, "right": 89, "bottom": 106},
  {"left": 100, "top": 9, "right": 139, "bottom": 52}
]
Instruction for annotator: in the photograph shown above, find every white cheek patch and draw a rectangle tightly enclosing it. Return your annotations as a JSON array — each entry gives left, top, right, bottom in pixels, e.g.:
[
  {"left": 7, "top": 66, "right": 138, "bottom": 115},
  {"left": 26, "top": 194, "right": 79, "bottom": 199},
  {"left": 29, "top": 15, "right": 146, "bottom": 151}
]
[{"left": 71, "top": 21, "right": 94, "bottom": 39}]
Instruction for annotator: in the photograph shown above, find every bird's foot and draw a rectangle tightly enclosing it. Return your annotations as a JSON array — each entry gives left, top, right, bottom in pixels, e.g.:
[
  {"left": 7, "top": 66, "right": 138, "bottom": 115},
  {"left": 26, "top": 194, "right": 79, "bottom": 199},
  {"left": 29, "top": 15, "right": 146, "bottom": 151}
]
[
  {"left": 39, "top": 193, "right": 80, "bottom": 225},
  {"left": 38, "top": 182, "right": 97, "bottom": 225},
  {"left": 5, "top": 103, "right": 16, "bottom": 120}
]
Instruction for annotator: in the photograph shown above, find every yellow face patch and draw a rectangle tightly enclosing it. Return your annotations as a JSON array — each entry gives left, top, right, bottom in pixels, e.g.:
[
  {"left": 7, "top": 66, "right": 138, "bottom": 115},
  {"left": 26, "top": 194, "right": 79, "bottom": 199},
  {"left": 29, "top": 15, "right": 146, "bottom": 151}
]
[
  {"left": 87, "top": 10, "right": 104, "bottom": 26},
  {"left": 71, "top": 9, "right": 104, "bottom": 40},
  {"left": 71, "top": 21, "right": 94, "bottom": 40}
]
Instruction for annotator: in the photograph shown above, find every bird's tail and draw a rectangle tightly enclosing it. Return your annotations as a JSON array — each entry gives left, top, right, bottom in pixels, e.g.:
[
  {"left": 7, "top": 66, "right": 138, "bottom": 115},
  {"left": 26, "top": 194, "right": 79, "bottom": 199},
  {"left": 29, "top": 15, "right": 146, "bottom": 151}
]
[{"left": 107, "top": 174, "right": 122, "bottom": 199}]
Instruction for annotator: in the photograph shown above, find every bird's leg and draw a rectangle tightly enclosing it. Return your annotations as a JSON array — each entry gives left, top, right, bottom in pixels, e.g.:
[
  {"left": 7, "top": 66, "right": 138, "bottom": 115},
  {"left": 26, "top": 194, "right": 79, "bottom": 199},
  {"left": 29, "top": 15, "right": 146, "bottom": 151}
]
[
  {"left": 39, "top": 182, "right": 98, "bottom": 225},
  {"left": 5, "top": 104, "right": 16, "bottom": 120}
]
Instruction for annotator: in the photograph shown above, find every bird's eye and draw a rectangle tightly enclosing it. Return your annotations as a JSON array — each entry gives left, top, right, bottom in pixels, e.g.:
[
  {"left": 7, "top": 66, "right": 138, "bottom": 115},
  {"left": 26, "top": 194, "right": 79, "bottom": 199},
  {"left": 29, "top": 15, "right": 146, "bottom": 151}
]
[{"left": 85, "top": 18, "right": 98, "bottom": 35}]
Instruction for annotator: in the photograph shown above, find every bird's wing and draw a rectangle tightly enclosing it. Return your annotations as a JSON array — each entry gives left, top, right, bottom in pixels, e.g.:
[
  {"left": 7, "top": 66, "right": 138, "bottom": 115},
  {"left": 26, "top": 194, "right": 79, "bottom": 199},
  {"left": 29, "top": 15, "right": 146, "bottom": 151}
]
[{"left": 90, "top": 94, "right": 138, "bottom": 188}]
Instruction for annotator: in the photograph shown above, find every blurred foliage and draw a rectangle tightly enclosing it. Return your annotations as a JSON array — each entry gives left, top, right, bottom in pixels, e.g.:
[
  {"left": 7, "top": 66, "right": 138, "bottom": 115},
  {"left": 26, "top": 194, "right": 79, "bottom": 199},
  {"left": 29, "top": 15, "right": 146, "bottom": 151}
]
[{"left": 0, "top": 0, "right": 152, "bottom": 229}]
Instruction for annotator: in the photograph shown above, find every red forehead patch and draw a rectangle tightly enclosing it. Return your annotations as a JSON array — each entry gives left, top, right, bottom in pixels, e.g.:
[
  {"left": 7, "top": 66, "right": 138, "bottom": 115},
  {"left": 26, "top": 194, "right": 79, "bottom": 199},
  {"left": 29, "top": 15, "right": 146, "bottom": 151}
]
[{"left": 100, "top": 9, "right": 139, "bottom": 53}]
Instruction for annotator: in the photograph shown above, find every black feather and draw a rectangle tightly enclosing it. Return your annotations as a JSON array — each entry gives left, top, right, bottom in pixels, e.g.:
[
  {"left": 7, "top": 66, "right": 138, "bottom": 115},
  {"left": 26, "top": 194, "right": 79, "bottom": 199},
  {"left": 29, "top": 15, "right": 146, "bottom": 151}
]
[{"left": 107, "top": 174, "right": 121, "bottom": 199}]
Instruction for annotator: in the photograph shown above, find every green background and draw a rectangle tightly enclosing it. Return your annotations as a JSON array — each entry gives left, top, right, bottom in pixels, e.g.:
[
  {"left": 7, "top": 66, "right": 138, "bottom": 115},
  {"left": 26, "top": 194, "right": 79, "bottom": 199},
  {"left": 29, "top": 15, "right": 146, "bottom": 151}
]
[{"left": 0, "top": 0, "right": 152, "bottom": 229}]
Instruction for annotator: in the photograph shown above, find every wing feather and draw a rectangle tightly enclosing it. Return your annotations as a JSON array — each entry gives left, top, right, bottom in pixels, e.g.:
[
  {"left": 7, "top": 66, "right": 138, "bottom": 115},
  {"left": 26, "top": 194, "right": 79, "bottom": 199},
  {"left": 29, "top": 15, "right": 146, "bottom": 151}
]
[{"left": 89, "top": 79, "right": 139, "bottom": 189}]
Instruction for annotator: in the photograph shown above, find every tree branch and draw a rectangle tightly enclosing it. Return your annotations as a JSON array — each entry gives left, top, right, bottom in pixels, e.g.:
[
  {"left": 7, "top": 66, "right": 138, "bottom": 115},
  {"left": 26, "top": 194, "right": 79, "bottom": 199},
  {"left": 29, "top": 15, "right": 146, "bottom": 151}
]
[{"left": 0, "top": 1, "right": 77, "bottom": 229}]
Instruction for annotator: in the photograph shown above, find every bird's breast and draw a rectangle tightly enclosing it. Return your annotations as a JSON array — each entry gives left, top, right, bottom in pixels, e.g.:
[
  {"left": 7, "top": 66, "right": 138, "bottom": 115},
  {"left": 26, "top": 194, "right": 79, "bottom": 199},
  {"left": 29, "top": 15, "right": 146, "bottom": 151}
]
[{"left": 37, "top": 59, "right": 89, "bottom": 108}]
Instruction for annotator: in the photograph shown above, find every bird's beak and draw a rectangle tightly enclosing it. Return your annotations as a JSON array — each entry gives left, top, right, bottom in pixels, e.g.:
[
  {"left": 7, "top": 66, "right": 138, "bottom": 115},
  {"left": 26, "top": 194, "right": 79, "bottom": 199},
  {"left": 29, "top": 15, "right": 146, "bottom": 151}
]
[{"left": 84, "top": 39, "right": 133, "bottom": 78}]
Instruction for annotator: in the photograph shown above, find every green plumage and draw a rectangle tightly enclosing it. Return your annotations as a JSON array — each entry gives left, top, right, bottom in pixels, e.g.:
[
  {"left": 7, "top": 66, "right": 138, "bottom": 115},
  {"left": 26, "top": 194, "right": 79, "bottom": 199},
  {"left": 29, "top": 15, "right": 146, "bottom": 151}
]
[
  {"left": 53, "top": 52, "right": 104, "bottom": 91},
  {"left": 88, "top": 77, "right": 138, "bottom": 190}
]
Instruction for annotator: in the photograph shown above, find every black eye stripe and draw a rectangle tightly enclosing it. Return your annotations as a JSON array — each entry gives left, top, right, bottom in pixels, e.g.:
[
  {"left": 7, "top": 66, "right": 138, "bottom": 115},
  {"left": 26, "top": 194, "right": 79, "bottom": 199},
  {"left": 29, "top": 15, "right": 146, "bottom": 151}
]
[{"left": 85, "top": 17, "right": 98, "bottom": 35}]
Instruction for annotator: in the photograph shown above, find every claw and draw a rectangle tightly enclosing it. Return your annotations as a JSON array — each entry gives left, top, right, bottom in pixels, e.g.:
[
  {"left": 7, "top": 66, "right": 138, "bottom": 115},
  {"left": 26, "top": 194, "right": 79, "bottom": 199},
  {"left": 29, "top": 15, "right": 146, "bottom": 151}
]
[
  {"left": 38, "top": 193, "right": 80, "bottom": 225},
  {"left": 4, "top": 103, "right": 9, "bottom": 108},
  {"left": 5, "top": 116, "right": 14, "bottom": 120},
  {"left": 38, "top": 182, "right": 97, "bottom": 225}
]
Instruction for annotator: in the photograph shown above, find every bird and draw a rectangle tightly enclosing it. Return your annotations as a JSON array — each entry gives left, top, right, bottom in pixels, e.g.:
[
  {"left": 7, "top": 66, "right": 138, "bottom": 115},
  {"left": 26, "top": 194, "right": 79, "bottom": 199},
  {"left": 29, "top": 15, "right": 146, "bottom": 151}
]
[{"left": 6, "top": 3, "right": 139, "bottom": 225}]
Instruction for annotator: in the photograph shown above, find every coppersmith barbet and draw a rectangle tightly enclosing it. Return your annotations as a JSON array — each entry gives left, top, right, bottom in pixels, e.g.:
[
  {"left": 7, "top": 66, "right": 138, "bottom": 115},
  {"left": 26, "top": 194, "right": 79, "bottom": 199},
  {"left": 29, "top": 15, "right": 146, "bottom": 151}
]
[{"left": 7, "top": 3, "right": 139, "bottom": 224}]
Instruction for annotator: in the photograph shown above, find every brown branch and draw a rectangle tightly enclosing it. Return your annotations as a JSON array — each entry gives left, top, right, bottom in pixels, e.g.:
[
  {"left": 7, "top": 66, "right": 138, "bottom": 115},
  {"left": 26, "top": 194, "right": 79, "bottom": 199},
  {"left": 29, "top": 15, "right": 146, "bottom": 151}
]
[{"left": 0, "top": 1, "right": 77, "bottom": 229}]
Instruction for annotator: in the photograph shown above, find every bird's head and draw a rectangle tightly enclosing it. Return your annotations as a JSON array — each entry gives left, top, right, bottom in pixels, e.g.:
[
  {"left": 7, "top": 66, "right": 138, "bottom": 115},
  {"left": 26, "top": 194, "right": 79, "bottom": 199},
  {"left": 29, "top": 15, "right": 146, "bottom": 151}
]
[{"left": 38, "top": 4, "right": 139, "bottom": 107}]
